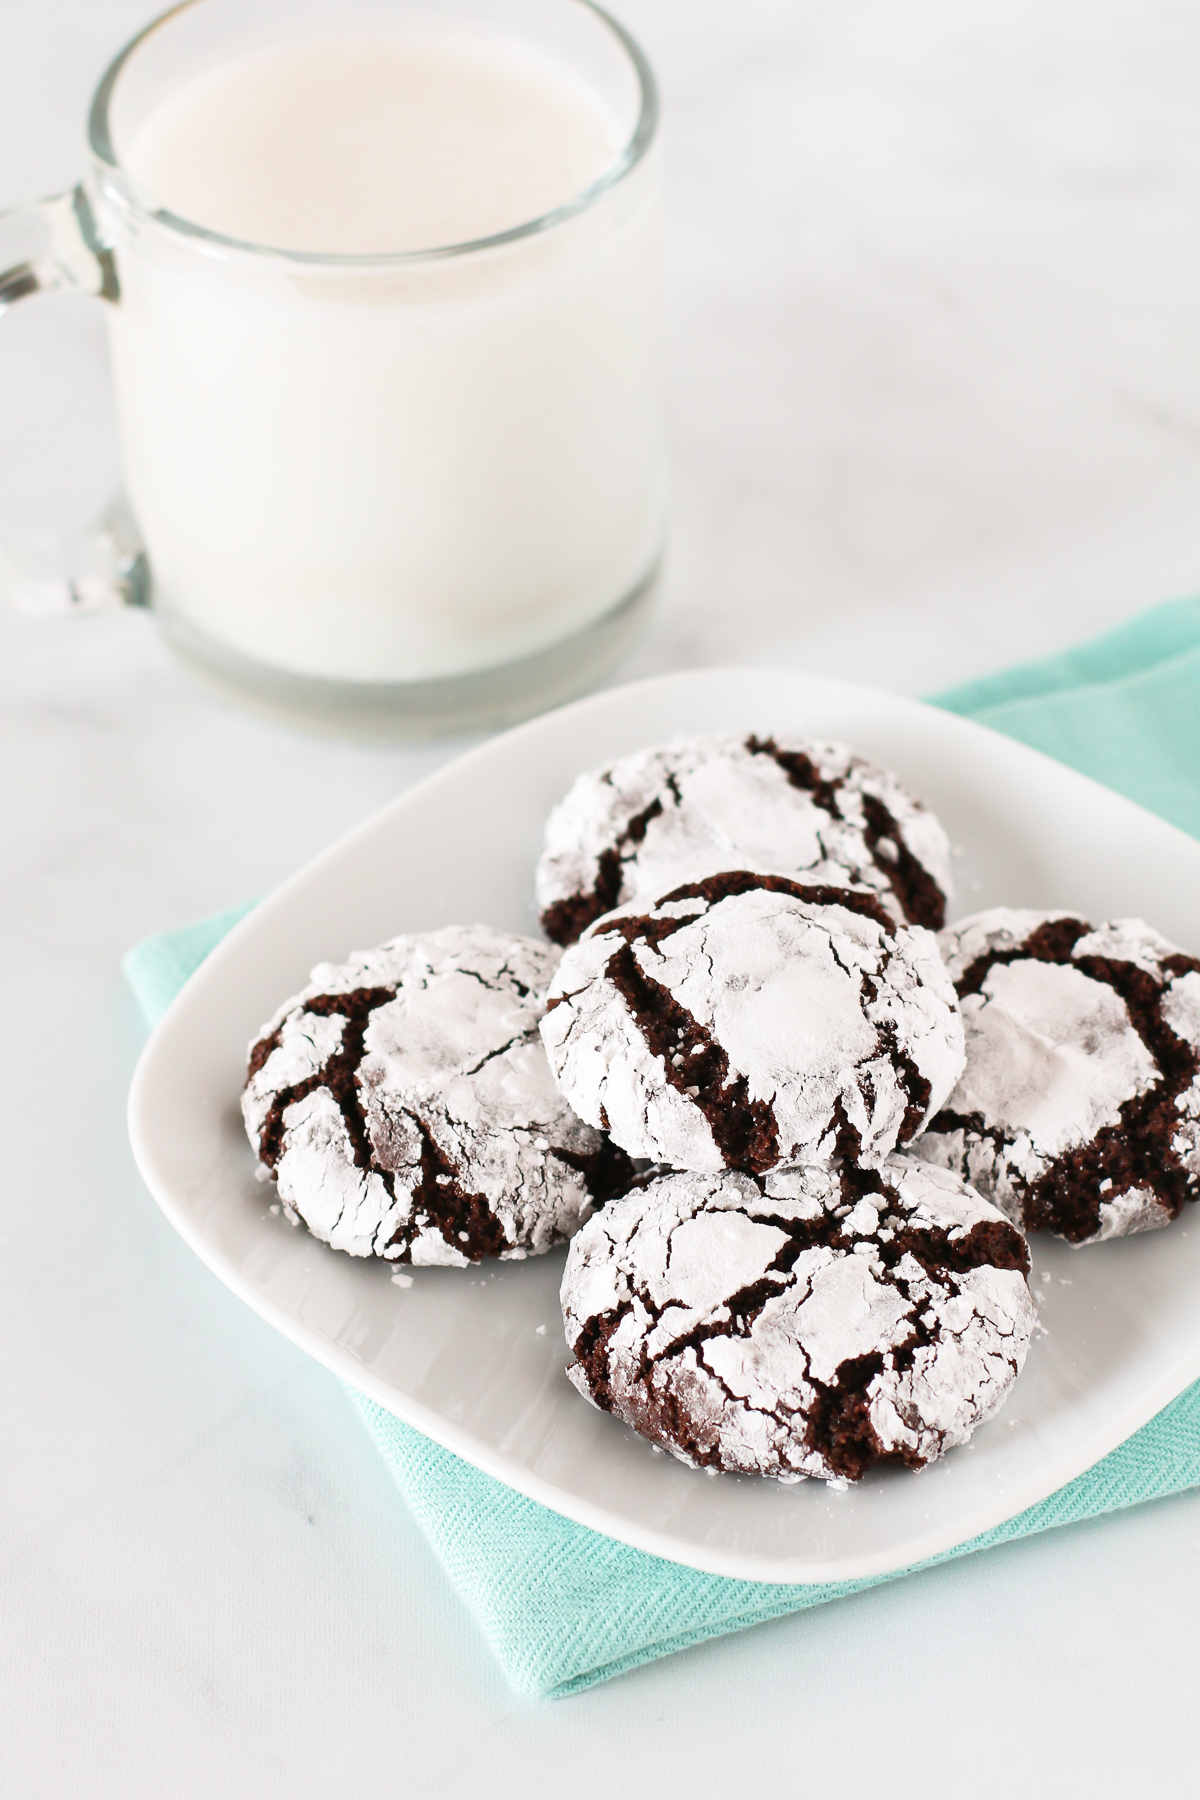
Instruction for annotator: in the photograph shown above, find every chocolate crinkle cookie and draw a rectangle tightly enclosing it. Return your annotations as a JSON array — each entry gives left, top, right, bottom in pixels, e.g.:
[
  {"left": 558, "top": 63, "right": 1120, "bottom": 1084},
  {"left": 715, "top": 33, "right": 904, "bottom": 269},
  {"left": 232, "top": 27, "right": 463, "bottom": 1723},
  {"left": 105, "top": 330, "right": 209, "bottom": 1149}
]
[
  {"left": 561, "top": 1157, "right": 1034, "bottom": 1481},
  {"left": 535, "top": 732, "right": 953, "bottom": 946},
  {"left": 914, "top": 908, "right": 1200, "bottom": 1245},
  {"left": 539, "top": 870, "right": 965, "bottom": 1174},
  {"left": 242, "top": 925, "right": 633, "bottom": 1266}
]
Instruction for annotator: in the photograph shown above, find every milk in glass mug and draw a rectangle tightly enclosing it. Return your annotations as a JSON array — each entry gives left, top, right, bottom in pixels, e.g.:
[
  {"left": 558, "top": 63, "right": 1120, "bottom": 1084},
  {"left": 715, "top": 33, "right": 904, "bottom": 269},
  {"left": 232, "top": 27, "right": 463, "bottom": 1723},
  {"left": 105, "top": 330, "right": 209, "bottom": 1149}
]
[{"left": 0, "top": 0, "right": 666, "bottom": 731}]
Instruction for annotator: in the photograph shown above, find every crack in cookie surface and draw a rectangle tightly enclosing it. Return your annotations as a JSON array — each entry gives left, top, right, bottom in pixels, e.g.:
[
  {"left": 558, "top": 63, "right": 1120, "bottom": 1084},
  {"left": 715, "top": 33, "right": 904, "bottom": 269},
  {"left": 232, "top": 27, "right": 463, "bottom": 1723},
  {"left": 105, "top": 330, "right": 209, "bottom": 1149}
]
[
  {"left": 747, "top": 737, "right": 947, "bottom": 929},
  {"left": 602, "top": 941, "right": 780, "bottom": 1172},
  {"left": 541, "top": 795, "right": 665, "bottom": 946},
  {"left": 255, "top": 986, "right": 396, "bottom": 1177}
]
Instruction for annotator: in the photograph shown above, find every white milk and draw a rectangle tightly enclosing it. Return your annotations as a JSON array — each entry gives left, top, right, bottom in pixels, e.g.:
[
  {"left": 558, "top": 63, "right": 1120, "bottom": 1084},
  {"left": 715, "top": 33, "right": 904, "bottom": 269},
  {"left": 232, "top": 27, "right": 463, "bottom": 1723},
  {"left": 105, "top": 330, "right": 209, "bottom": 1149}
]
[
  {"left": 105, "top": 30, "right": 665, "bottom": 682},
  {"left": 126, "top": 34, "right": 626, "bottom": 254}
]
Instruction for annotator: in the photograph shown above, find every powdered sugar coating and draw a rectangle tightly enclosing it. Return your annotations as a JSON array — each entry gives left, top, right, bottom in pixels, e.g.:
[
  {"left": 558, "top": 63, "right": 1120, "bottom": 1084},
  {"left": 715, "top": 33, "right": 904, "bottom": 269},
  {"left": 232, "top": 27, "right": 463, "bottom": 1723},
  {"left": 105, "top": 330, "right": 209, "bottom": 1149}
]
[
  {"left": 540, "top": 872, "right": 965, "bottom": 1173},
  {"left": 536, "top": 733, "right": 953, "bottom": 945},
  {"left": 561, "top": 1157, "right": 1034, "bottom": 1481},
  {"left": 242, "top": 925, "right": 629, "bottom": 1266},
  {"left": 916, "top": 908, "right": 1200, "bottom": 1244}
]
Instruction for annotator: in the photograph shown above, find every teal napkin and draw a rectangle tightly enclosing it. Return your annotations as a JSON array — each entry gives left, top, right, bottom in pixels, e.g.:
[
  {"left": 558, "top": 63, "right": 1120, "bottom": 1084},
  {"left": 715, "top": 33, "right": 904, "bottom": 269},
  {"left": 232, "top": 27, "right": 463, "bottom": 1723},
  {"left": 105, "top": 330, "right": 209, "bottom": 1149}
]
[{"left": 124, "top": 594, "right": 1200, "bottom": 1699}]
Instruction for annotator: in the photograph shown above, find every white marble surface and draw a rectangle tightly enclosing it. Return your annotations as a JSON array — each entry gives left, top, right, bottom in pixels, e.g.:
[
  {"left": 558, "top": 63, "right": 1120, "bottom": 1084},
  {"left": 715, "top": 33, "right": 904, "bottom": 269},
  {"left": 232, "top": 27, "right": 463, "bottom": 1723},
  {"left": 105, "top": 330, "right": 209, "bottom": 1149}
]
[{"left": 4, "top": 0, "right": 1200, "bottom": 1792}]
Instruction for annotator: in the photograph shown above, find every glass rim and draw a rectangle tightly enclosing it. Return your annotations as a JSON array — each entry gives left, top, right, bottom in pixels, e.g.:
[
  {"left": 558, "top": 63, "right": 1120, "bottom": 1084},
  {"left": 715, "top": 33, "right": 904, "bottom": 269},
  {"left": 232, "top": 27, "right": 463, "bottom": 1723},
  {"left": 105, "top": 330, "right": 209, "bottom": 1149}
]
[{"left": 86, "top": 0, "right": 658, "bottom": 267}]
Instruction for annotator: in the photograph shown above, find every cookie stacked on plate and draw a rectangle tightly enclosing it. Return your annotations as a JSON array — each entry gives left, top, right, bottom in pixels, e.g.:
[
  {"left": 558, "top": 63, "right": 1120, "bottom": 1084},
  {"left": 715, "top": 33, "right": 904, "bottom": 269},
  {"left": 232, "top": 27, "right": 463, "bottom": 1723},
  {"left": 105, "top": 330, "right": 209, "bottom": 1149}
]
[
  {"left": 914, "top": 910, "right": 1200, "bottom": 1245},
  {"left": 241, "top": 924, "right": 634, "bottom": 1267},
  {"left": 536, "top": 735, "right": 1034, "bottom": 1482},
  {"left": 240, "top": 729, "right": 1200, "bottom": 1489}
]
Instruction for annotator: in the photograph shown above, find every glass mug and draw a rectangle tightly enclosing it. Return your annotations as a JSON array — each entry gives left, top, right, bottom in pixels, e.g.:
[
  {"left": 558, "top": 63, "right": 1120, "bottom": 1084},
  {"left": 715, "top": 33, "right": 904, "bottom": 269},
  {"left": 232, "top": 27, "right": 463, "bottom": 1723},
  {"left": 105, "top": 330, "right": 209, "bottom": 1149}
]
[{"left": 0, "top": 0, "right": 666, "bottom": 732}]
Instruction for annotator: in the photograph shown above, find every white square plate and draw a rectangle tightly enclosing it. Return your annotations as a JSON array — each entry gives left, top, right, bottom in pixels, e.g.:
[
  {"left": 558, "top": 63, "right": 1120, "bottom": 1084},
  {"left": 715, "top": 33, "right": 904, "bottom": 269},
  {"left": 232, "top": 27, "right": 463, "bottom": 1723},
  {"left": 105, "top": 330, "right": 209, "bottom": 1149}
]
[{"left": 128, "top": 668, "right": 1200, "bottom": 1582}]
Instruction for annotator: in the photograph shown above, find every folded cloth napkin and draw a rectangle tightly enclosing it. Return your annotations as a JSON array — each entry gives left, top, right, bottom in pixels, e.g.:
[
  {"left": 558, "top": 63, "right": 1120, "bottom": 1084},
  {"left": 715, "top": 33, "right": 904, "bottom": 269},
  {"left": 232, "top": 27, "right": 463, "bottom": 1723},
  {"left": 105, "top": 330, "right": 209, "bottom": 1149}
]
[{"left": 123, "top": 594, "right": 1200, "bottom": 1699}]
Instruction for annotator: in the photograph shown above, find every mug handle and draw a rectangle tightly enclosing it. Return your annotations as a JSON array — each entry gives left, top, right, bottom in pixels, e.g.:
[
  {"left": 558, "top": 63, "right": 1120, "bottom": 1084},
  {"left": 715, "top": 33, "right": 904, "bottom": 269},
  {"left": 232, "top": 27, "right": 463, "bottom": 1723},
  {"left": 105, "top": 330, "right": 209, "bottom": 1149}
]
[{"left": 0, "top": 184, "right": 147, "bottom": 614}]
